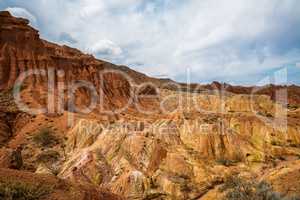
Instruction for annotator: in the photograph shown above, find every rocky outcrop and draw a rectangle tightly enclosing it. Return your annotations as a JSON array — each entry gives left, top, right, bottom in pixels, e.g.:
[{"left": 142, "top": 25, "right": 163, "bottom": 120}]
[
  {"left": 55, "top": 100, "right": 300, "bottom": 199},
  {"left": 263, "top": 160, "right": 300, "bottom": 197},
  {"left": 0, "top": 11, "right": 134, "bottom": 113}
]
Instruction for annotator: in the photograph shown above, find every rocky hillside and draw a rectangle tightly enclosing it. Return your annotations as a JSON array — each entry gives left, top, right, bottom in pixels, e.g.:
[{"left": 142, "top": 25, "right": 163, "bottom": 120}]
[
  {"left": 0, "top": 11, "right": 300, "bottom": 200},
  {"left": 0, "top": 168, "right": 122, "bottom": 200}
]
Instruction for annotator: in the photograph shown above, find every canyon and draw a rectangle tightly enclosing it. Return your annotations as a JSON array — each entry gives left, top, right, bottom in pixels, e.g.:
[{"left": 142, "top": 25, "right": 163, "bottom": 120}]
[{"left": 0, "top": 11, "right": 300, "bottom": 200}]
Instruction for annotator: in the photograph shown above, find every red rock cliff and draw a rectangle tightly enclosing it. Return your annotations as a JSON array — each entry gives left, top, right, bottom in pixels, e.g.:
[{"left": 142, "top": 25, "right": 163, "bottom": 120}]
[{"left": 0, "top": 11, "right": 133, "bottom": 112}]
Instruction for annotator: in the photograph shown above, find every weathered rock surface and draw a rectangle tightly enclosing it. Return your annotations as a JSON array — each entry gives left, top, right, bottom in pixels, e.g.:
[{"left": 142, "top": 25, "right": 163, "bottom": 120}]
[
  {"left": 0, "top": 11, "right": 135, "bottom": 114},
  {"left": 53, "top": 92, "right": 299, "bottom": 199},
  {"left": 0, "top": 168, "right": 123, "bottom": 200},
  {"left": 0, "top": 10, "right": 300, "bottom": 200}
]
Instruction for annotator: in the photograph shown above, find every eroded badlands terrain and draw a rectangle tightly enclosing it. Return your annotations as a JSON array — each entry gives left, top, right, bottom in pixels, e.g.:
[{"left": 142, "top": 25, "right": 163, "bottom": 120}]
[{"left": 1, "top": 11, "right": 300, "bottom": 200}]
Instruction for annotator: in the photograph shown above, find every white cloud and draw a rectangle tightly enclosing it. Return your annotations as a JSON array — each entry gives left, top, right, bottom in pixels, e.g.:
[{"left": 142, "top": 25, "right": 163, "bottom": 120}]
[
  {"left": 86, "top": 39, "right": 122, "bottom": 57},
  {"left": 79, "top": 0, "right": 104, "bottom": 18},
  {"left": 296, "top": 63, "right": 300, "bottom": 68},
  {"left": 5, "top": 7, "right": 37, "bottom": 26},
  {"left": 59, "top": 32, "right": 77, "bottom": 45},
  {"left": 2, "top": 0, "right": 300, "bottom": 84}
]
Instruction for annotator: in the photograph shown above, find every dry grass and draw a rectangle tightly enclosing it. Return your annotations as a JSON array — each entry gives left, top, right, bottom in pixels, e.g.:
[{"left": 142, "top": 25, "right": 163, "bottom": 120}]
[
  {"left": 33, "top": 128, "right": 59, "bottom": 147},
  {"left": 0, "top": 181, "right": 51, "bottom": 200}
]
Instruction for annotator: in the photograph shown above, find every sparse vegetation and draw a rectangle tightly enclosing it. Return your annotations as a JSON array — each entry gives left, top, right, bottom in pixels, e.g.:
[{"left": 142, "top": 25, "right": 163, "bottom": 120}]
[
  {"left": 36, "top": 150, "right": 60, "bottom": 163},
  {"left": 216, "top": 154, "right": 243, "bottom": 166},
  {"left": 203, "top": 116, "right": 219, "bottom": 124},
  {"left": 257, "top": 111, "right": 273, "bottom": 118},
  {"left": 287, "top": 140, "right": 300, "bottom": 148},
  {"left": 0, "top": 90, "right": 18, "bottom": 113},
  {"left": 149, "top": 178, "right": 158, "bottom": 189},
  {"left": 290, "top": 143, "right": 300, "bottom": 148},
  {"left": 60, "top": 143, "right": 67, "bottom": 161},
  {"left": 33, "top": 128, "right": 59, "bottom": 147},
  {"left": 216, "top": 159, "right": 237, "bottom": 166},
  {"left": 271, "top": 140, "right": 283, "bottom": 146},
  {"left": 183, "top": 112, "right": 193, "bottom": 120},
  {"left": 220, "top": 175, "right": 300, "bottom": 200},
  {"left": 287, "top": 104, "right": 299, "bottom": 110},
  {"left": 143, "top": 192, "right": 166, "bottom": 200},
  {"left": 0, "top": 181, "right": 51, "bottom": 200}
]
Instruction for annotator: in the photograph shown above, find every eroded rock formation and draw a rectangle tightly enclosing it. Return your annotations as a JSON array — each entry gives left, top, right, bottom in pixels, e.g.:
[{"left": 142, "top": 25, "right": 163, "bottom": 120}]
[{"left": 0, "top": 11, "right": 300, "bottom": 200}]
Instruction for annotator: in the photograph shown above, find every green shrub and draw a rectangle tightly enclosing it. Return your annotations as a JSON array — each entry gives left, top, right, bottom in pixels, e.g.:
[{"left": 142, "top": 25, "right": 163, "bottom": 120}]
[
  {"left": 0, "top": 181, "right": 51, "bottom": 200},
  {"left": 33, "top": 128, "right": 58, "bottom": 147},
  {"left": 220, "top": 176, "right": 299, "bottom": 200},
  {"left": 36, "top": 150, "right": 60, "bottom": 163}
]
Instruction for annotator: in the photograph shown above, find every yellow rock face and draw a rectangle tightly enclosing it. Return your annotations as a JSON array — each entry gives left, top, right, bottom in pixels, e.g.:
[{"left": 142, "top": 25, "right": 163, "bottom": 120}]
[{"left": 46, "top": 91, "right": 299, "bottom": 199}]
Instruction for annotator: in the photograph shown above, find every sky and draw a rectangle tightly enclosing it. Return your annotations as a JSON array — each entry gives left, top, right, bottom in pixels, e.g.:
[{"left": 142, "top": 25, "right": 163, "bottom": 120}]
[{"left": 1, "top": 0, "right": 300, "bottom": 85}]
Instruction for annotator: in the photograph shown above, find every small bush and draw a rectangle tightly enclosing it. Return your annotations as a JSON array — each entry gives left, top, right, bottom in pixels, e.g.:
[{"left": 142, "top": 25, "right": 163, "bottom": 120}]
[
  {"left": 36, "top": 150, "right": 60, "bottom": 163},
  {"left": 220, "top": 175, "right": 299, "bottom": 200},
  {"left": 287, "top": 104, "right": 299, "bottom": 110},
  {"left": 271, "top": 141, "right": 283, "bottom": 146},
  {"left": 257, "top": 111, "right": 264, "bottom": 116},
  {"left": 143, "top": 193, "right": 166, "bottom": 200},
  {"left": 0, "top": 181, "right": 51, "bottom": 200},
  {"left": 289, "top": 143, "right": 300, "bottom": 148},
  {"left": 216, "top": 158, "right": 240, "bottom": 166},
  {"left": 33, "top": 128, "right": 58, "bottom": 147},
  {"left": 257, "top": 111, "right": 273, "bottom": 118}
]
